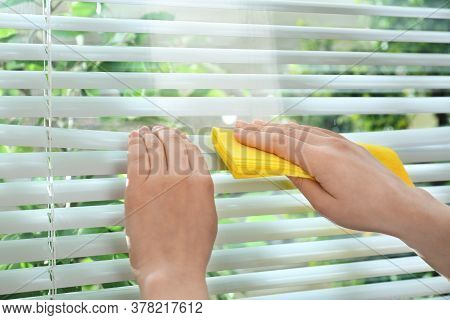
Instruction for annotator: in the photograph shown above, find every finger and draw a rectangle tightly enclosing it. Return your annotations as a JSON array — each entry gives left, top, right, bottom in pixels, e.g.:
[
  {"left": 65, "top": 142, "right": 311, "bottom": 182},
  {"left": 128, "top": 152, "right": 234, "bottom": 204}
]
[
  {"left": 289, "top": 177, "right": 336, "bottom": 214},
  {"left": 252, "top": 119, "right": 267, "bottom": 125},
  {"left": 178, "top": 135, "right": 192, "bottom": 175},
  {"left": 234, "top": 127, "right": 312, "bottom": 172},
  {"left": 155, "top": 128, "right": 189, "bottom": 174},
  {"left": 285, "top": 123, "right": 329, "bottom": 138},
  {"left": 127, "top": 130, "right": 149, "bottom": 184},
  {"left": 252, "top": 121, "right": 332, "bottom": 139},
  {"left": 139, "top": 126, "right": 151, "bottom": 136},
  {"left": 241, "top": 121, "right": 330, "bottom": 146},
  {"left": 235, "top": 120, "right": 250, "bottom": 128},
  {"left": 152, "top": 125, "right": 185, "bottom": 137},
  {"left": 138, "top": 127, "right": 152, "bottom": 176},
  {"left": 287, "top": 122, "right": 346, "bottom": 140},
  {"left": 143, "top": 132, "right": 167, "bottom": 175},
  {"left": 250, "top": 121, "right": 329, "bottom": 138},
  {"left": 258, "top": 124, "right": 330, "bottom": 146},
  {"left": 235, "top": 121, "right": 263, "bottom": 132},
  {"left": 185, "top": 138, "right": 209, "bottom": 175}
]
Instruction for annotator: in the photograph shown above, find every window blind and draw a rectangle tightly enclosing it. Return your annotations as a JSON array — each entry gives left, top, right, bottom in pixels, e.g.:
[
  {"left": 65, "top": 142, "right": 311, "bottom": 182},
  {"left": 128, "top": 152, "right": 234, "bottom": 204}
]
[{"left": 0, "top": 0, "right": 449, "bottom": 300}]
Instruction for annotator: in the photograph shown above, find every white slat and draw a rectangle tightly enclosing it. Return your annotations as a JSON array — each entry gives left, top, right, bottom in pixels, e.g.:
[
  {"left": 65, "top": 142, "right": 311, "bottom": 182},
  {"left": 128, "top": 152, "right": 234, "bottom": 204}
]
[
  {"left": 2, "top": 144, "right": 450, "bottom": 180},
  {"left": 0, "top": 233, "right": 410, "bottom": 267},
  {"left": 0, "top": 184, "right": 448, "bottom": 234},
  {"left": 1, "top": 147, "right": 449, "bottom": 180},
  {"left": 2, "top": 44, "right": 450, "bottom": 66},
  {"left": 0, "top": 168, "right": 448, "bottom": 206},
  {"left": 395, "top": 144, "right": 450, "bottom": 163},
  {"left": 431, "top": 295, "right": 450, "bottom": 300},
  {"left": 1, "top": 96, "right": 450, "bottom": 118},
  {"left": 1, "top": 256, "right": 431, "bottom": 296},
  {"left": 1, "top": 13, "right": 448, "bottom": 43},
  {"left": 248, "top": 277, "right": 450, "bottom": 300},
  {"left": 69, "top": 0, "right": 450, "bottom": 19},
  {"left": 207, "top": 256, "right": 433, "bottom": 295},
  {"left": 406, "top": 163, "right": 450, "bottom": 183},
  {"left": 1, "top": 71, "right": 449, "bottom": 90},
  {"left": 31, "top": 285, "right": 138, "bottom": 300},
  {"left": 29, "top": 276, "right": 450, "bottom": 300},
  {"left": 0, "top": 202, "right": 352, "bottom": 239},
  {"left": 1, "top": 125, "right": 449, "bottom": 151},
  {"left": 0, "top": 177, "right": 314, "bottom": 208}
]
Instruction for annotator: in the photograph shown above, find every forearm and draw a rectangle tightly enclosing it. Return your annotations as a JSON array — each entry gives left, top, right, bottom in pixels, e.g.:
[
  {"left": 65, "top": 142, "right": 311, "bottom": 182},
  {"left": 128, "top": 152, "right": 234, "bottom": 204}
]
[
  {"left": 393, "top": 188, "right": 450, "bottom": 279},
  {"left": 138, "top": 272, "right": 209, "bottom": 300}
]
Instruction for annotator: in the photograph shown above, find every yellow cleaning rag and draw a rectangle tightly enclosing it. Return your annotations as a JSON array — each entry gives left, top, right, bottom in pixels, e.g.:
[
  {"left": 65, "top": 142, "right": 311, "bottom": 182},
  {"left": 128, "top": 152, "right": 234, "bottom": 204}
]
[{"left": 211, "top": 127, "right": 414, "bottom": 186}]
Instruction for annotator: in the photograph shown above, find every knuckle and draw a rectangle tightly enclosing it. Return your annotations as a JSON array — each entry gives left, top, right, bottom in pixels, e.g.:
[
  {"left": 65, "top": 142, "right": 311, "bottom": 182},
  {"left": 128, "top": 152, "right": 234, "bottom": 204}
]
[
  {"left": 270, "top": 132, "right": 284, "bottom": 145},
  {"left": 267, "top": 134, "right": 280, "bottom": 152},
  {"left": 263, "top": 126, "right": 281, "bottom": 134},
  {"left": 329, "top": 137, "right": 350, "bottom": 150},
  {"left": 278, "top": 124, "right": 293, "bottom": 131}
]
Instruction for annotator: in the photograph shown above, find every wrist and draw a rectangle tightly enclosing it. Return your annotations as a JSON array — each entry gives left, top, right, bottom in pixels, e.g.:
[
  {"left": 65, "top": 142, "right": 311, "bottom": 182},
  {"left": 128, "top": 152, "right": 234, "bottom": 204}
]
[
  {"left": 137, "top": 269, "right": 208, "bottom": 300},
  {"left": 392, "top": 188, "right": 450, "bottom": 278},
  {"left": 392, "top": 188, "right": 445, "bottom": 243}
]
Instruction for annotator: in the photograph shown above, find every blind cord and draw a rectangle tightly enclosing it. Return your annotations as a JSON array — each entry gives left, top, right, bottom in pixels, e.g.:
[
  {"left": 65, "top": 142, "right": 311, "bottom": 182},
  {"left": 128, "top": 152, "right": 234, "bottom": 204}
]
[{"left": 42, "top": 0, "right": 57, "bottom": 299}]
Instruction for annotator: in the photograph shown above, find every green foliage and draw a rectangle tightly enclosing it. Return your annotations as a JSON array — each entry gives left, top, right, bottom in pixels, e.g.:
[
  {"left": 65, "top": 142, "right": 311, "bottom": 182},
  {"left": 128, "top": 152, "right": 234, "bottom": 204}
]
[
  {"left": 289, "top": 0, "right": 449, "bottom": 132},
  {"left": 0, "top": 29, "right": 17, "bottom": 41},
  {"left": 71, "top": 2, "right": 99, "bottom": 17},
  {"left": 141, "top": 12, "right": 175, "bottom": 21}
]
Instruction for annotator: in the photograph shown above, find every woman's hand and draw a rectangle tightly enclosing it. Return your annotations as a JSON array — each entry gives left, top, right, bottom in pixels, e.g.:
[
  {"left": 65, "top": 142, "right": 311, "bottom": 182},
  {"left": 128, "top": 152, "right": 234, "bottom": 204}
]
[
  {"left": 235, "top": 120, "right": 450, "bottom": 278},
  {"left": 125, "top": 126, "right": 217, "bottom": 300}
]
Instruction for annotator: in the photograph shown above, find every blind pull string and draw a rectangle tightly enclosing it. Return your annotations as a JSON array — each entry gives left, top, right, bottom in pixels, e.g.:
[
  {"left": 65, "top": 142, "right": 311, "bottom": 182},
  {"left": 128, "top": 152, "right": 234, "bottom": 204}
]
[{"left": 42, "top": 0, "right": 57, "bottom": 299}]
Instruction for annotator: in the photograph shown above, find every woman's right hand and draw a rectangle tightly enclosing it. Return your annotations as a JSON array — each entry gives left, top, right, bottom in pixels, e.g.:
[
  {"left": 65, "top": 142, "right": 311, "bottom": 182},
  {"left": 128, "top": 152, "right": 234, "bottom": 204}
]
[{"left": 234, "top": 120, "right": 450, "bottom": 278}]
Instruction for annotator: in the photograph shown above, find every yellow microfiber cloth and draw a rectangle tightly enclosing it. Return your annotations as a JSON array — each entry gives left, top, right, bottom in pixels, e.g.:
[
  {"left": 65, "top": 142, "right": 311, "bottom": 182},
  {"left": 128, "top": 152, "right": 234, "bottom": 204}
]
[{"left": 211, "top": 127, "right": 414, "bottom": 186}]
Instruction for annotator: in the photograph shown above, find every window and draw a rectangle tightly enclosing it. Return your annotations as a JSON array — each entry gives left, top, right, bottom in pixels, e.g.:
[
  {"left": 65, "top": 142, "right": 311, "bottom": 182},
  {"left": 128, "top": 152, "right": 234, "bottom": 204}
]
[{"left": 0, "top": 0, "right": 449, "bottom": 300}]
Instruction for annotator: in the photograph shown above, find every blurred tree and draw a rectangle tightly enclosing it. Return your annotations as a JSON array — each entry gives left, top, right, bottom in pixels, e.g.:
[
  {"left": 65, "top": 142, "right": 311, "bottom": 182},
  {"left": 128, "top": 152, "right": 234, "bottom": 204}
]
[{"left": 290, "top": 0, "right": 449, "bottom": 132}]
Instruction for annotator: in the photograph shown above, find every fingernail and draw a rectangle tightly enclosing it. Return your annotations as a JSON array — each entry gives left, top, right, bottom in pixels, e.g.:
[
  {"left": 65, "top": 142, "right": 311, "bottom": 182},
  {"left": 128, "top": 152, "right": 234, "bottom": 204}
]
[
  {"left": 235, "top": 120, "right": 248, "bottom": 128},
  {"left": 253, "top": 119, "right": 265, "bottom": 125},
  {"left": 152, "top": 125, "right": 164, "bottom": 132},
  {"left": 139, "top": 126, "right": 150, "bottom": 134},
  {"left": 129, "top": 130, "right": 139, "bottom": 138}
]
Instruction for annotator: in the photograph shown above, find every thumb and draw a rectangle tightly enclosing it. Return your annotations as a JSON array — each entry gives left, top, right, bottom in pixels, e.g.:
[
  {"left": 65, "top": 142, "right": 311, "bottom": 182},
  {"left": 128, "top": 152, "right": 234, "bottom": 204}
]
[{"left": 289, "top": 177, "right": 336, "bottom": 214}]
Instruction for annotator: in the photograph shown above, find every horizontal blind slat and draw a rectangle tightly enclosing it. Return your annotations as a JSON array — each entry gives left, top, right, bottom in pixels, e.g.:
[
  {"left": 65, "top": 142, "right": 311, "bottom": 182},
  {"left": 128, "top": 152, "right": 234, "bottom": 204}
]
[
  {"left": 0, "top": 185, "right": 448, "bottom": 233},
  {"left": 33, "top": 286, "right": 138, "bottom": 300},
  {"left": 406, "top": 163, "right": 450, "bottom": 183},
  {"left": 1, "top": 125, "right": 448, "bottom": 150},
  {"left": 0, "top": 173, "right": 448, "bottom": 207},
  {"left": 394, "top": 144, "right": 450, "bottom": 163},
  {"left": 0, "top": 178, "right": 314, "bottom": 209},
  {"left": 0, "top": 207, "right": 354, "bottom": 239},
  {"left": 2, "top": 144, "right": 449, "bottom": 180},
  {"left": 2, "top": 44, "right": 450, "bottom": 66},
  {"left": 247, "top": 277, "right": 450, "bottom": 300},
  {"left": 1, "top": 14, "right": 448, "bottom": 43},
  {"left": 207, "top": 256, "right": 432, "bottom": 295},
  {"left": 2, "top": 96, "right": 450, "bottom": 118},
  {"left": 68, "top": 0, "right": 450, "bottom": 19},
  {"left": 28, "top": 276, "right": 449, "bottom": 300},
  {"left": 1, "top": 150, "right": 449, "bottom": 180},
  {"left": 1, "top": 256, "right": 431, "bottom": 296},
  {"left": 2, "top": 71, "right": 449, "bottom": 89},
  {"left": 0, "top": 234, "right": 410, "bottom": 267}
]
